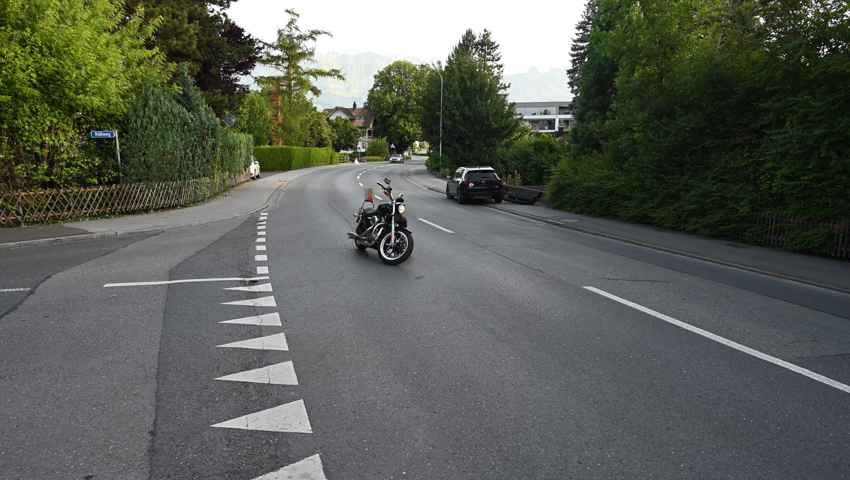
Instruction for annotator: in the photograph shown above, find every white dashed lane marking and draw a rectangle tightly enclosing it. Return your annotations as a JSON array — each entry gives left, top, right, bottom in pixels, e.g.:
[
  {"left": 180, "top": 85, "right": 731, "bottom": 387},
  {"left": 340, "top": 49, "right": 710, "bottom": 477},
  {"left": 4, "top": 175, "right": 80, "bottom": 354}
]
[
  {"left": 216, "top": 361, "right": 298, "bottom": 385},
  {"left": 211, "top": 399, "right": 312, "bottom": 433},
  {"left": 217, "top": 332, "right": 289, "bottom": 351},
  {"left": 418, "top": 217, "right": 455, "bottom": 234},
  {"left": 222, "top": 295, "right": 277, "bottom": 307},
  {"left": 583, "top": 286, "right": 850, "bottom": 395},
  {"left": 257, "top": 266, "right": 269, "bottom": 275},
  {"left": 219, "top": 312, "right": 282, "bottom": 327},
  {"left": 256, "top": 255, "right": 268, "bottom": 261},
  {"left": 257, "top": 238, "right": 266, "bottom": 243},
  {"left": 0, "top": 288, "right": 30, "bottom": 293},
  {"left": 257, "top": 245, "right": 267, "bottom": 252}
]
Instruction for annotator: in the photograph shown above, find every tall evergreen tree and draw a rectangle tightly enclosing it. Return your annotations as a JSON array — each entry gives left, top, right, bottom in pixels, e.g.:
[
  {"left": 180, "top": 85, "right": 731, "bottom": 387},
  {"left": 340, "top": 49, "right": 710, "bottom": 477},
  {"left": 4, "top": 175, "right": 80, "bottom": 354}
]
[
  {"left": 421, "top": 30, "right": 519, "bottom": 171},
  {"left": 567, "top": 0, "right": 597, "bottom": 95},
  {"left": 259, "top": 9, "right": 343, "bottom": 145},
  {"left": 261, "top": 9, "right": 343, "bottom": 110},
  {"left": 123, "top": 0, "right": 260, "bottom": 115}
]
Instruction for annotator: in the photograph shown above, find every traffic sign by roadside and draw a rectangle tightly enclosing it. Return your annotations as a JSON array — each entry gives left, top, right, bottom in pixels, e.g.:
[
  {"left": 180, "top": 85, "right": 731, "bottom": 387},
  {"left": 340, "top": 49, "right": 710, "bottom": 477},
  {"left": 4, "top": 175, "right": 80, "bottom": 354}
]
[
  {"left": 90, "top": 130, "right": 116, "bottom": 139},
  {"left": 89, "top": 130, "right": 122, "bottom": 180}
]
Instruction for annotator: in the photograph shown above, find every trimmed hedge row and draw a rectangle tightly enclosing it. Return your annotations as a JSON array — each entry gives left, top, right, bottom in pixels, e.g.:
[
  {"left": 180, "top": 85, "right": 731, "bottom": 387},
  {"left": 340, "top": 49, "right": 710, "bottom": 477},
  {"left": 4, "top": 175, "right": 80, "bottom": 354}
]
[{"left": 254, "top": 146, "right": 340, "bottom": 172}]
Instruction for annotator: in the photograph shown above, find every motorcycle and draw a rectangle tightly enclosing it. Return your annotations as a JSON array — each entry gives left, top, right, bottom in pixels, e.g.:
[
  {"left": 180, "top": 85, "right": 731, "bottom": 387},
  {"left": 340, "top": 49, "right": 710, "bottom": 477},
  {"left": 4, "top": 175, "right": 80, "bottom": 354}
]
[{"left": 347, "top": 177, "right": 415, "bottom": 265}]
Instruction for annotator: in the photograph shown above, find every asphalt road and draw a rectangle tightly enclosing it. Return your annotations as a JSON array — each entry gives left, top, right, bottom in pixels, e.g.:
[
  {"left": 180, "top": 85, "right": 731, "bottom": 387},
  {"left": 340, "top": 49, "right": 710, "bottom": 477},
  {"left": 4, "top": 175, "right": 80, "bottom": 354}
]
[{"left": 2, "top": 158, "right": 849, "bottom": 479}]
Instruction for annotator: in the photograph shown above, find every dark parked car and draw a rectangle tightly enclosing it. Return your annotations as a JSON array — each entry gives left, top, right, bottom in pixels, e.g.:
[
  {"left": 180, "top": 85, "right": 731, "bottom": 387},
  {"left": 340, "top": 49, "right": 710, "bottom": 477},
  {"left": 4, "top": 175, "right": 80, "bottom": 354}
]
[{"left": 446, "top": 167, "right": 504, "bottom": 204}]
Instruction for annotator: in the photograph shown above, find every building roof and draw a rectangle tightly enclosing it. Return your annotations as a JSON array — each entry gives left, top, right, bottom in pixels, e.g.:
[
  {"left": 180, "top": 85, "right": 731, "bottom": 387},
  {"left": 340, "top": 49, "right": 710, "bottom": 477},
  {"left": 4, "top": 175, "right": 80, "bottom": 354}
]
[
  {"left": 513, "top": 100, "right": 573, "bottom": 108},
  {"left": 325, "top": 107, "right": 374, "bottom": 128}
]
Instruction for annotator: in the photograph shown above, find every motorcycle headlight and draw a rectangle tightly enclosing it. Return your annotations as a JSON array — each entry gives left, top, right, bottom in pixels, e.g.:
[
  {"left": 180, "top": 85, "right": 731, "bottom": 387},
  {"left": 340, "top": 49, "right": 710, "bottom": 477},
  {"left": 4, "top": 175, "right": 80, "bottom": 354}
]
[{"left": 397, "top": 204, "right": 407, "bottom": 215}]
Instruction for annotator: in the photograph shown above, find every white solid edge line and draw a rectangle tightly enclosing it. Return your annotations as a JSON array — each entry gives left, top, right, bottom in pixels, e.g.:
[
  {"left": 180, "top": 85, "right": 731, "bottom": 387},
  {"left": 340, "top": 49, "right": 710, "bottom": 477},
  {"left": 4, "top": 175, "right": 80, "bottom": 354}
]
[
  {"left": 418, "top": 217, "right": 455, "bottom": 234},
  {"left": 582, "top": 286, "right": 850, "bottom": 395},
  {"left": 0, "top": 288, "right": 31, "bottom": 293},
  {"left": 104, "top": 277, "right": 269, "bottom": 288}
]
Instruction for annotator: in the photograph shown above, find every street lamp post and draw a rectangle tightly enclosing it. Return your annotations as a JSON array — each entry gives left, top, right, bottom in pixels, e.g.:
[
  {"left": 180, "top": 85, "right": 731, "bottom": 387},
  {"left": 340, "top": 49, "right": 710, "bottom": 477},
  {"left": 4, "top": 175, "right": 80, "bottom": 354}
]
[
  {"left": 432, "top": 63, "right": 444, "bottom": 173},
  {"left": 439, "top": 70, "right": 443, "bottom": 163}
]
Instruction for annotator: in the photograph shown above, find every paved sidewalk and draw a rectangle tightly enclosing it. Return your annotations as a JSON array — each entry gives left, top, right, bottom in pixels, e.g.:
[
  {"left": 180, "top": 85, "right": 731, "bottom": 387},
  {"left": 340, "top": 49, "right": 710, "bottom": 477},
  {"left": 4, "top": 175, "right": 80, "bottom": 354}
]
[
  {"left": 0, "top": 163, "right": 349, "bottom": 248},
  {"left": 401, "top": 163, "right": 850, "bottom": 293}
]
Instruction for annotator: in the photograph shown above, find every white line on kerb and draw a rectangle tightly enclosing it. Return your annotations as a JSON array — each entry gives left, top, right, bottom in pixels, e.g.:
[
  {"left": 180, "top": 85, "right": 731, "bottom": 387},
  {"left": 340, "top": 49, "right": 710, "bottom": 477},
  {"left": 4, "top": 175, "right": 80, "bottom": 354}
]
[
  {"left": 418, "top": 218, "right": 455, "bottom": 234},
  {"left": 583, "top": 286, "right": 850, "bottom": 395},
  {"left": 0, "top": 288, "right": 30, "bottom": 293},
  {"left": 104, "top": 277, "right": 269, "bottom": 288}
]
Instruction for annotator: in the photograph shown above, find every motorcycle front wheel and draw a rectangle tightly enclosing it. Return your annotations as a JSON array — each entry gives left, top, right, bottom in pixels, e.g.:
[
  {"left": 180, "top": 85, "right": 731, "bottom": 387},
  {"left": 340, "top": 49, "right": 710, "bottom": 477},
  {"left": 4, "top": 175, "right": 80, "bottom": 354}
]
[{"left": 378, "top": 230, "right": 414, "bottom": 265}]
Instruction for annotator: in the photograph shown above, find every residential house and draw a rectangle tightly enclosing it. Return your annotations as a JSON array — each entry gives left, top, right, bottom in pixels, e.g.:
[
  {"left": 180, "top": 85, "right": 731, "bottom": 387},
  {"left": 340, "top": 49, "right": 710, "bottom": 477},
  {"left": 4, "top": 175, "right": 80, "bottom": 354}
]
[
  {"left": 514, "top": 101, "right": 574, "bottom": 134},
  {"left": 324, "top": 105, "right": 375, "bottom": 142}
]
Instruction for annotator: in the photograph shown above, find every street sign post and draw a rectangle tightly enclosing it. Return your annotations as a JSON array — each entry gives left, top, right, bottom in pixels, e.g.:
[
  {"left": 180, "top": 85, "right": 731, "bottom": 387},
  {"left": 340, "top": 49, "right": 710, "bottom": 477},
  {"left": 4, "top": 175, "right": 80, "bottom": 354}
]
[{"left": 89, "top": 130, "right": 122, "bottom": 181}]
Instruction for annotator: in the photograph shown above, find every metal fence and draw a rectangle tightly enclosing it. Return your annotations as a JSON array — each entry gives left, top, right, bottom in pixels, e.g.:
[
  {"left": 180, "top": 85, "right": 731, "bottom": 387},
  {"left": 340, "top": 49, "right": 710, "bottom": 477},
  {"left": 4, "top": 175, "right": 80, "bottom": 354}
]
[
  {"left": 0, "top": 173, "right": 249, "bottom": 227},
  {"left": 749, "top": 214, "right": 850, "bottom": 259}
]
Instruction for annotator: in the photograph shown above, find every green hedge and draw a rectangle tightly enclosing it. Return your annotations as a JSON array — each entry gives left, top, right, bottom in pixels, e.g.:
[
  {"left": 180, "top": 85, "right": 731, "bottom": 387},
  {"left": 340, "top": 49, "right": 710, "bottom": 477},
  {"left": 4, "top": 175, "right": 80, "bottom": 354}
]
[{"left": 253, "top": 146, "right": 339, "bottom": 172}]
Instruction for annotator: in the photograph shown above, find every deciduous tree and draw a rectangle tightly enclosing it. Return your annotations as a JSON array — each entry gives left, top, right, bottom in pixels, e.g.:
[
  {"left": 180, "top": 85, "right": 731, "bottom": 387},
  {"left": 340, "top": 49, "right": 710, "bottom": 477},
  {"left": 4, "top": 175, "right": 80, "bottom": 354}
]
[{"left": 367, "top": 61, "right": 428, "bottom": 154}]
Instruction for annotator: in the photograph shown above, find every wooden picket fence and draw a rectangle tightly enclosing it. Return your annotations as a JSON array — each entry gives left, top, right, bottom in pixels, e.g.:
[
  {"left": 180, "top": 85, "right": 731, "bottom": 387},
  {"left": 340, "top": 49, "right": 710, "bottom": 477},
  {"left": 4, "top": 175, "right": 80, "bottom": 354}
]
[
  {"left": 749, "top": 214, "right": 850, "bottom": 259},
  {"left": 0, "top": 173, "right": 249, "bottom": 226}
]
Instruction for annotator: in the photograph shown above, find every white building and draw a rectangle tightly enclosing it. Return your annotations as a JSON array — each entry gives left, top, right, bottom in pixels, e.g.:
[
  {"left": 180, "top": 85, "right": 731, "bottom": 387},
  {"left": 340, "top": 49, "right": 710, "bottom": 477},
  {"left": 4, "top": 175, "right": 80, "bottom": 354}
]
[{"left": 514, "top": 101, "right": 574, "bottom": 134}]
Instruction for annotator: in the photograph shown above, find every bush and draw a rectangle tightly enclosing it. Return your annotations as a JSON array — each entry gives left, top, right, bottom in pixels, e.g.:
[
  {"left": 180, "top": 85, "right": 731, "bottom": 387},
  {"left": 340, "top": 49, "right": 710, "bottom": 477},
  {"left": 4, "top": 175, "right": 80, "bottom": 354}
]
[
  {"left": 123, "top": 70, "right": 250, "bottom": 183},
  {"left": 366, "top": 137, "right": 389, "bottom": 158},
  {"left": 425, "top": 153, "right": 450, "bottom": 173},
  {"left": 495, "top": 134, "right": 566, "bottom": 185},
  {"left": 124, "top": 83, "right": 199, "bottom": 182},
  {"left": 254, "top": 146, "right": 339, "bottom": 171},
  {"left": 217, "top": 131, "right": 253, "bottom": 176}
]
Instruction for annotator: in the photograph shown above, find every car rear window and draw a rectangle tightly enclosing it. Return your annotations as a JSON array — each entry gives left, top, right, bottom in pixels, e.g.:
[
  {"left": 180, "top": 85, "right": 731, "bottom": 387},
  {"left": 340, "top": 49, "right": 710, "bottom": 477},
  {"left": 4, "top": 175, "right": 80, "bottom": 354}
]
[{"left": 466, "top": 171, "right": 498, "bottom": 181}]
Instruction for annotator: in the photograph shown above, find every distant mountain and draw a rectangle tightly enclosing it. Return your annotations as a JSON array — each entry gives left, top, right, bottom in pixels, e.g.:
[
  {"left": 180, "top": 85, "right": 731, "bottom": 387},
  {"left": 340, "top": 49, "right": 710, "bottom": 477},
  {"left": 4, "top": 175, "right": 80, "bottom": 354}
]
[
  {"left": 311, "top": 52, "right": 403, "bottom": 109},
  {"left": 505, "top": 68, "right": 572, "bottom": 103},
  {"left": 249, "top": 52, "right": 572, "bottom": 109}
]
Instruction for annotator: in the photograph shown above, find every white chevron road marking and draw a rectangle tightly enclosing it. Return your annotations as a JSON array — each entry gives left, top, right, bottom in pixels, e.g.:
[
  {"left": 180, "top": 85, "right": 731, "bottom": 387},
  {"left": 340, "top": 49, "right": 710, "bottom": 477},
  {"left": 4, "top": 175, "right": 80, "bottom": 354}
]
[
  {"left": 219, "top": 312, "right": 282, "bottom": 327},
  {"left": 222, "top": 295, "right": 276, "bottom": 308},
  {"left": 211, "top": 399, "right": 312, "bottom": 433},
  {"left": 217, "top": 332, "right": 289, "bottom": 351},
  {"left": 225, "top": 283, "right": 273, "bottom": 293},
  {"left": 252, "top": 454, "right": 327, "bottom": 480},
  {"left": 216, "top": 361, "right": 298, "bottom": 385}
]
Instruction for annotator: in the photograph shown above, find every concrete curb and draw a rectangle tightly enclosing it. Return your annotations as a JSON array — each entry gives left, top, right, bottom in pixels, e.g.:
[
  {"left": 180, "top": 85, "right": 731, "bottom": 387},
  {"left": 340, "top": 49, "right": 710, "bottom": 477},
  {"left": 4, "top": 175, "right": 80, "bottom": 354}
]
[
  {"left": 400, "top": 168, "right": 850, "bottom": 296},
  {"left": 488, "top": 205, "right": 850, "bottom": 296}
]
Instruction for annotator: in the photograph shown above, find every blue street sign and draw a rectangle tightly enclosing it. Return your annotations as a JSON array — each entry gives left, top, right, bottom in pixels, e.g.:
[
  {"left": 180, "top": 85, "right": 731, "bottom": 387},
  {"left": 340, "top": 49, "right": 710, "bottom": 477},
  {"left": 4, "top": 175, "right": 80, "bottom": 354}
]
[{"left": 90, "top": 130, "right": 116, "bottom": 139}]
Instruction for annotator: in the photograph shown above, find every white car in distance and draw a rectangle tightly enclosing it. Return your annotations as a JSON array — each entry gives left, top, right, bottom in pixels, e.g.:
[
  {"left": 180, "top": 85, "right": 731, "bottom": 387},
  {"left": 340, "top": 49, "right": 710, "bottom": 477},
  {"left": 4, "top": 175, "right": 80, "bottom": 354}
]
[{"left": 249, "top": 158, "right": 261, "bottom": 180}]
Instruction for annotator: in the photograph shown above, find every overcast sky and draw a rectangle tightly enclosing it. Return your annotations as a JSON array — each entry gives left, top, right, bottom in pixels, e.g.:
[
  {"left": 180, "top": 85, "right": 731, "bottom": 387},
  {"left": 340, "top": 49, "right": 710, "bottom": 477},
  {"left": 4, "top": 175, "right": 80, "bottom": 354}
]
[{"left": 227, "top": 0, "right": 585, "bottom": 75}]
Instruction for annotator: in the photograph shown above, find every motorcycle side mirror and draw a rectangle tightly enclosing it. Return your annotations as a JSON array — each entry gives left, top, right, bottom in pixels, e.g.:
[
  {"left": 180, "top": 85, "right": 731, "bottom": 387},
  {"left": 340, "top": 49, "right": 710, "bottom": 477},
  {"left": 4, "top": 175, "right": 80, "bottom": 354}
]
[{"left": 384, "top": 177, "right": 391, "bottom": 185}]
